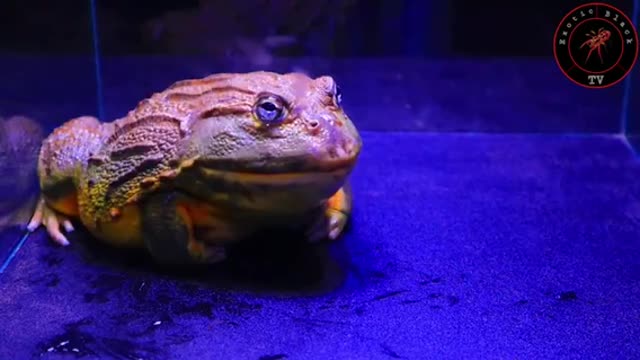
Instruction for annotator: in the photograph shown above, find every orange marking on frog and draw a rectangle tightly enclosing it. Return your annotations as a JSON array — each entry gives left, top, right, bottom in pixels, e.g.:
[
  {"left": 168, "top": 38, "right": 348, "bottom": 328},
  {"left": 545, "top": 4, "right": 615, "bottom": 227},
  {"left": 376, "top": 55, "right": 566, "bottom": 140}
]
[
  {"left": 48, "top": 193, "right": 79, "bottom": 217},
  {"left": 327, "top": 188, "right": 347, "bottom": 211}
]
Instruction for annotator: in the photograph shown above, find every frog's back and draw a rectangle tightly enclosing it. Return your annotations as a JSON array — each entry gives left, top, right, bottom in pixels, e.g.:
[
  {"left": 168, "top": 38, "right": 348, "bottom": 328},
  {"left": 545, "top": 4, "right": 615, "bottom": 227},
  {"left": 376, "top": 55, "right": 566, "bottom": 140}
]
[
  {"left": 80, "top": 116, "right": 183, "bottom": 217},
  {"left": 77, "top": 73, "right": 249, "bottom": 222}
]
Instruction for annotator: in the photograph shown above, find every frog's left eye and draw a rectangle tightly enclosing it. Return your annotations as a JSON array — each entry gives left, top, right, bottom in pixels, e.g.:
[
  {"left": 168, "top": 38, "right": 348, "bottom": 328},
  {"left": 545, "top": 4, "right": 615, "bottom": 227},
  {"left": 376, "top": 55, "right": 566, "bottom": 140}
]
[{"left": 255, "top": 95, "right": 287, "bottom": 125}]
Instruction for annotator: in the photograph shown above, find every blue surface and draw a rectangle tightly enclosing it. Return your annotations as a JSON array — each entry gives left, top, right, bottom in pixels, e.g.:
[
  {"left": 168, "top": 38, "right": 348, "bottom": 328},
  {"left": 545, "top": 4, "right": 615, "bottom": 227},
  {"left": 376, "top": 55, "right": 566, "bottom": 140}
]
[{"left": 1, "top": 132, "right": 639, "bottom": 359}]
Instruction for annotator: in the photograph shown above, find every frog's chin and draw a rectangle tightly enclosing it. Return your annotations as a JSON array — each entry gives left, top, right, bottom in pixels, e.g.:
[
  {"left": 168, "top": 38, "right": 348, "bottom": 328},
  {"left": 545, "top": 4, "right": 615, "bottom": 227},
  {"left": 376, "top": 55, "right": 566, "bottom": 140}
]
[{"left": 193, "top": 166, "right": 352, "bottom": 213}]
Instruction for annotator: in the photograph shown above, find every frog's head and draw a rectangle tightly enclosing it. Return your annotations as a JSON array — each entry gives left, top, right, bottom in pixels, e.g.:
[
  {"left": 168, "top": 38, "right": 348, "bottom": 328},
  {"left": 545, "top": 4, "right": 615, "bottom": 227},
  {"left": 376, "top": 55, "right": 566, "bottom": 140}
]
[{"left": 177, "top": 71, "right": 362, "bottom": 213}]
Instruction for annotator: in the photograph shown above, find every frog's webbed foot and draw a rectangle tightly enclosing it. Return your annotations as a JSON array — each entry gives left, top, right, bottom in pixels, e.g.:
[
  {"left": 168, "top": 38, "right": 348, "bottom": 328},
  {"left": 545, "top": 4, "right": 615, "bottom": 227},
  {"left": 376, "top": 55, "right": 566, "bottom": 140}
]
[
  {"left": 141, "top": 192, "right": 226, "bottom": 265},
  {"left": 26, "top": 197, "right": 74, "bottom": 246},
  {"left": 306, "top": 185, "right": 352, "bottom": 243}
]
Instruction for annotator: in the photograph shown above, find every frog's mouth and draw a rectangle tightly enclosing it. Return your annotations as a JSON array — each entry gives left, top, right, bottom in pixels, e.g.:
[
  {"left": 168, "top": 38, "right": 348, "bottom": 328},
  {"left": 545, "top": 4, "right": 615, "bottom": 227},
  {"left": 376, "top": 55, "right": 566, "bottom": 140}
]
[{"left": 189, "top": 155, "right": 358, "bottom": 176}]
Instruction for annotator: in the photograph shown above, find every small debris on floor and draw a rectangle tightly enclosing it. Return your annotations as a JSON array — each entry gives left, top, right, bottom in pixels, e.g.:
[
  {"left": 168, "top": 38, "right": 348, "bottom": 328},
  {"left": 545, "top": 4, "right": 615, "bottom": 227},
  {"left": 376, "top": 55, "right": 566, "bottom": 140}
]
[{"left": 557, "top": 291, "right": 578, "bottom": 301}]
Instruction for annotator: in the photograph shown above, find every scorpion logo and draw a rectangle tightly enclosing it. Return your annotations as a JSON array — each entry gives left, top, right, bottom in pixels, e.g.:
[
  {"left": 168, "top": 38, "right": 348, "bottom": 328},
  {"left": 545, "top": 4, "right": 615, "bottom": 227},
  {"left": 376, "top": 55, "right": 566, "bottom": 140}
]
[{"left": 580, "top": 27, "right": 612, "bottom": 64}]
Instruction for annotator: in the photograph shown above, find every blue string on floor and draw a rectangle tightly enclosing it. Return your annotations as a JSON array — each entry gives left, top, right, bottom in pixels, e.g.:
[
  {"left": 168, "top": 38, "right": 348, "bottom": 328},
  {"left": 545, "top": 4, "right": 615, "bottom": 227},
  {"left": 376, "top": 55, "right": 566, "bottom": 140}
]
[{"left": 0, "top": 232, "right": 31, "bottom": 273}]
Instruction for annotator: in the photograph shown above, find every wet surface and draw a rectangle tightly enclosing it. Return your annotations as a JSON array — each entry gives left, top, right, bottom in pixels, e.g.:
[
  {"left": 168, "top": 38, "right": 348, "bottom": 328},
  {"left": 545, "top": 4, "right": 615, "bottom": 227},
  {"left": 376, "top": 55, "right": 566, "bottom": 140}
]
[{"left": 2, "top": 132, "right": 640, "bottom": 359}]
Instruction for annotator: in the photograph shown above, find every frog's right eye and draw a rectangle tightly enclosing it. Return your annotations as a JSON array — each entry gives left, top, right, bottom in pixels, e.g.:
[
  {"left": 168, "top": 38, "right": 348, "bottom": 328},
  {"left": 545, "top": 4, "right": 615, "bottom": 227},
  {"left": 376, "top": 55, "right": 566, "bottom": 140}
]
[
  {"left": 255, "top": 95, "right": 287, "bottom": 126},
  {"left": 333, "top": 85, "right": 342, "bottom": 107}
]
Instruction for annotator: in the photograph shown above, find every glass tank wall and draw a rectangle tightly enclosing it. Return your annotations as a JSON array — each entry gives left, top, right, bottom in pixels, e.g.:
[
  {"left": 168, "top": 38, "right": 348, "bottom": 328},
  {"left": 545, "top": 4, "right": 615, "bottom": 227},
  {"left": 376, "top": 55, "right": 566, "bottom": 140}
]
[
  {"left": 0, "top": 2, "right": 99, "bottom": 259},
  {"left": 623, "top": 0, "right": 640, "bottom": 151},
  {"left": 91, "top": 0, "right": 636, "bottom": 134}
]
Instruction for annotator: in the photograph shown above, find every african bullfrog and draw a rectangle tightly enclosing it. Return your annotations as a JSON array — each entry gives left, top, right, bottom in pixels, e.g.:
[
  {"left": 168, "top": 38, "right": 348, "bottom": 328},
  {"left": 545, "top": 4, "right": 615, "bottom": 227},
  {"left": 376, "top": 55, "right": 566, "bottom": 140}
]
[{"left": 27, "top": 71, "right": 362, "bottom": 264}]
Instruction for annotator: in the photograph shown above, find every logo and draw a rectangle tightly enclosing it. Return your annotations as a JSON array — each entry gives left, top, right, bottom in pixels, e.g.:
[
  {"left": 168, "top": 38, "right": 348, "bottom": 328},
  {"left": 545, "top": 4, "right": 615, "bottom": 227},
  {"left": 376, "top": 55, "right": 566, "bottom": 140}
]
[{"left": 553, "top": 2, "right": 639, "bottom": 88}]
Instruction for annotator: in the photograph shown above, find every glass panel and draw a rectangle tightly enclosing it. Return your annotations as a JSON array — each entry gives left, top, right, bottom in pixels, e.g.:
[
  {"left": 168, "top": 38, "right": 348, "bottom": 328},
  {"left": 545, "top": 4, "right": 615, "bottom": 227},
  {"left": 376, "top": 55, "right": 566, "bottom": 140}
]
[
  {"left": 623, "top": 2, "right": 640, "bottom": 152},
  {"left": 95, "top": 0, "right": 633, "bottom": 134},
  {"left": 0, "top": 2, "right": 100, "bottom": 262},
  {"left": 626, "top": 71, "right": 640, "bottom": 151}
]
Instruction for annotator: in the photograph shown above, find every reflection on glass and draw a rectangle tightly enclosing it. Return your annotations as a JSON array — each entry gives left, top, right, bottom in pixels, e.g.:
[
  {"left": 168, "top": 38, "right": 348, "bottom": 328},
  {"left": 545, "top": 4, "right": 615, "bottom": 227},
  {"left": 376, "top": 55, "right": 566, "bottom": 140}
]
[
  {"left": 0, "top": 115, "right": 43, "bottom": 231},
  {"left": 0, "top": 2, "right": 98, "bottom": 259}
]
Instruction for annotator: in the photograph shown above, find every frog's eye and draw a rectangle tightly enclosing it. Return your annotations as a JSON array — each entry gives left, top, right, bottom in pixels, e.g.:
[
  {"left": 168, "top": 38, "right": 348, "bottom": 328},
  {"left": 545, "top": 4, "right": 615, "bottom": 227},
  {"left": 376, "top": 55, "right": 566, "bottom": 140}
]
[
  {"left": 333, "top": 85, "right": 342, "bottom": 107},
  {"left": 255, "top": 95, "right": 287, "bottom": 125}
]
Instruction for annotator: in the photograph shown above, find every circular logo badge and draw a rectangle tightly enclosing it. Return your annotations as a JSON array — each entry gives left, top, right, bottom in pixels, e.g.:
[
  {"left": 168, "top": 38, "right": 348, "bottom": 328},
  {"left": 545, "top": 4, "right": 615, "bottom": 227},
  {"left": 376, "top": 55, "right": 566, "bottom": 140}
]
[{"left": 553, "top": 2, "right": 639, "bottom": 88}]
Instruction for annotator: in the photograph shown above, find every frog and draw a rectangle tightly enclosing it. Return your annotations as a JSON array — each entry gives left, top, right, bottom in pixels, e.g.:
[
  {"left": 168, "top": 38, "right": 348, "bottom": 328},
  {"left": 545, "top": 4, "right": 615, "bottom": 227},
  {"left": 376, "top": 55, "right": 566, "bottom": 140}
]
[
  {"left": 0, "top": 115, "right": 45, "bottom": 230},
  {"left": 26, "top": 71, "right": 362, "bottom": 264}
]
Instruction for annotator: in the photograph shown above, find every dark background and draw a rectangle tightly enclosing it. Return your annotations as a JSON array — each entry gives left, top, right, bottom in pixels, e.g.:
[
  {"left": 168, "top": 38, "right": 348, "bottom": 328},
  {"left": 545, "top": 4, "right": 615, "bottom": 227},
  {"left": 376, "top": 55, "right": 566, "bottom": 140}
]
[
  {"left": 0, "top": 0, "right": 634, "bottom": 57},
  {"left": 0, "top": 0, "right": 636, "bottom": 136}
]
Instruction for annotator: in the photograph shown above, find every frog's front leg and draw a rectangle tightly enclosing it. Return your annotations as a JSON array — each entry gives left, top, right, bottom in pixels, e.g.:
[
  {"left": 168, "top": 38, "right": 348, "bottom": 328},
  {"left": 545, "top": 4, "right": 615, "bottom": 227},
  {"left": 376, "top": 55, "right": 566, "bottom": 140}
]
[
  {"left": 27, "top": 196, "right": 75, "bottom": 246},
  {"left": 306, "top": 183, "right": 353, "bottom": 243},
  {"left": 141, "top": 191, "right": 227, "bottom": 265},
  {"left": 27, "top": 116, "right": 105, "bottom": 246}
]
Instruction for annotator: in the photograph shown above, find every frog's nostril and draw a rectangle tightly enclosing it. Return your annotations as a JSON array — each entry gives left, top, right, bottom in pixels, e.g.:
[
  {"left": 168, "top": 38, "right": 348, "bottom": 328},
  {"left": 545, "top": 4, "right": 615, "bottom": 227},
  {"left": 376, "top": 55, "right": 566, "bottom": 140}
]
[
  {"left": 306, "top": 119, "right": 320, "bottom": 134},
  {"left": 308, "top": 113, "right": 335, "bottom": 130}
]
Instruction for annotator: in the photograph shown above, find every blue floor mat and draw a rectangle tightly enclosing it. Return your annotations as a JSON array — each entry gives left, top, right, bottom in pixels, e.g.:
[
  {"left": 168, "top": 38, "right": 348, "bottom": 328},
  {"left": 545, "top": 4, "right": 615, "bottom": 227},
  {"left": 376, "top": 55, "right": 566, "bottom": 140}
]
[{"left": 1, "top": 132, "right": 640, "bottom": 359}]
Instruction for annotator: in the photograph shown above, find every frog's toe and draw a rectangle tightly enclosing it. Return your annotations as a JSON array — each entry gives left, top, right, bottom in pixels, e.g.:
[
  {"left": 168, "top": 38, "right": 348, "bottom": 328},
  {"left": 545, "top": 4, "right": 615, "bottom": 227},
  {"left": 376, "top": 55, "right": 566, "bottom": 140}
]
[
  {"left": 25, "top": 198, "right": 44, "bottom": 232},
  {"left": 327, "top": 209, "right": 348, "bottom": 240},
  {"left": 306, "top": 185, "right": 352, "bottom": 242},
  {"left": 306, "top": 208, "right": 349, "bottom": 243},
  {"left": 27, "top": 198, "right": 73, "bottom": 246}
]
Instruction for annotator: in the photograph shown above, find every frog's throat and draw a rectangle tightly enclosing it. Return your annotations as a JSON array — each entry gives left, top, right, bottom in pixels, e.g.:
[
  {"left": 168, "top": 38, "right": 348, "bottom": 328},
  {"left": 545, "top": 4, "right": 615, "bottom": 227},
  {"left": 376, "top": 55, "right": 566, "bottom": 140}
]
[
  {"left": 172, "top": 156, "right": 355, "bottom": 193},
  {"left": 175, "top": 164, "right": 352, "bottom": 214}
]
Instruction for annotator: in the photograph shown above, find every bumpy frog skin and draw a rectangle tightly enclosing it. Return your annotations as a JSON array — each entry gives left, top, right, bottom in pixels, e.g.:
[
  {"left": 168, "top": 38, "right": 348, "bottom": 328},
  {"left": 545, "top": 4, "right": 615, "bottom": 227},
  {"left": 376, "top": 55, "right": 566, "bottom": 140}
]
[
  {"left": 27, "top": 71, "right": 362, "bottom": 264},
  {"left": 0, "top": 115, "right": 44, "bottom": 229}
]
